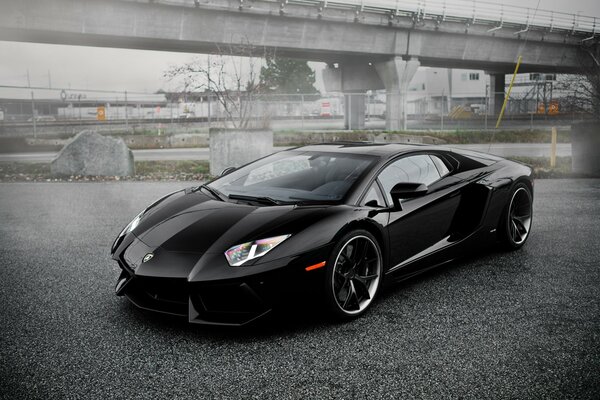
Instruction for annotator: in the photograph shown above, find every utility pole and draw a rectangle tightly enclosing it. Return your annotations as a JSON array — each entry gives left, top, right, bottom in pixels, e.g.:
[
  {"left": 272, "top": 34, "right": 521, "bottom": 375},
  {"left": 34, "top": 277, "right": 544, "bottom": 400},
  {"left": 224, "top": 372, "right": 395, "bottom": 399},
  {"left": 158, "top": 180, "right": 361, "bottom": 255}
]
[
  {"left": 348, "top": 95, "right": 352, "bottom": 131},
  {"left": 484, "top": 84, "right": 489, "bottom": 131},
  {"left": 402, "top": 95, "right": 407, "bottom": 131},
  {"left": 26, "top": 69, "right": 31, "bottom": 87},
  {"left": 48, "top": 70, "right": 52, "bottom": 88},
  {"left": 301, "top": 94, "right": 305, "bottom": 130},
  {"left": 31, "top": 91, "right": 37, "bottom": 138},
  {"left": 207, "top": 55, "right": 211, "bottom": 130},
  {"left": 207, "top": 93, "right": 211, "bottom": 128},
  {"left": 441, "top": 88, "right": 445, "bottom": 131}
]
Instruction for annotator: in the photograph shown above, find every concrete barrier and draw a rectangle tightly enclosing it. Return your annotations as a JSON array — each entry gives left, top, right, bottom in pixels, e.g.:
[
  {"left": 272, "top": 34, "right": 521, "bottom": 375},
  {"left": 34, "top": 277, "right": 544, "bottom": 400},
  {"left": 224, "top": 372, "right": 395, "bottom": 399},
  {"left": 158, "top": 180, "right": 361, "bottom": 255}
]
[
  {"left": 571, "top": 122, "right": 600, "bottom": 176},
  {"left": 209, "top": 128, "right": 273, "bottom": 176}
]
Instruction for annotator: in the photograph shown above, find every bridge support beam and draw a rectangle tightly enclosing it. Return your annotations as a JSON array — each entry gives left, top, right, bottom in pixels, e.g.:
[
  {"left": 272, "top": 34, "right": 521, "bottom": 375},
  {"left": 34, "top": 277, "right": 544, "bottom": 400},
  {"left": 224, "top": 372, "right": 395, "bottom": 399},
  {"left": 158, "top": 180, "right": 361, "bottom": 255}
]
[
  {"left": 322, "top": 63, "right": 384, "bottom": 130},
  {"left": 490, "top": 73, "right": 506, "bottom": 117},
  {"left": 375, "top": 57, "right": 420, "bottom": 131},
  {"left": 344, "top": 93, "right": 366, "bottom": 130}
]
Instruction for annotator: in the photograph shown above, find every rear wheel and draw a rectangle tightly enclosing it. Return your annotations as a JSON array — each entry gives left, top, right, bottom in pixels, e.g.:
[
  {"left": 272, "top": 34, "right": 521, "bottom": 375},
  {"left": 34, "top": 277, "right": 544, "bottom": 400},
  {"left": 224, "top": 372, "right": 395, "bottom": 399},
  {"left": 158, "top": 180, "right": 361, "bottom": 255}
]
[
  {"left": 325, "top": 230, "right": 383, "bottom": 319},
  {"left": 499, "top": 182, "right": 533, "bottom": 250}
]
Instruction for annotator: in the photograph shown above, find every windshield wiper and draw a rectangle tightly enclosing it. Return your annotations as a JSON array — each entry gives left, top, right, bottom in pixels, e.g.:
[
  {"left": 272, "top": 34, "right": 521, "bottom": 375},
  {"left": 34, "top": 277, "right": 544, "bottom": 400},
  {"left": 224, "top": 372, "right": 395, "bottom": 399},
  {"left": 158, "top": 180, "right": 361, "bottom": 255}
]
[
  {"left": 228, "top": 194, "right": 285, "bottom": 206},
  {"left": 195, "top": 184, "right": 225, "bottom": 201}
]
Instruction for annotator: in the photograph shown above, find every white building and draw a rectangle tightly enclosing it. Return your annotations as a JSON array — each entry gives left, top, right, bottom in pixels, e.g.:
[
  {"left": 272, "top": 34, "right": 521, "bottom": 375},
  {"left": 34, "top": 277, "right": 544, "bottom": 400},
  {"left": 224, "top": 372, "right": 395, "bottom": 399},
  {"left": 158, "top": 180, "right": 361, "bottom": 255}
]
[
  {"left": 404, "top": 67, "right": 487, "bottom": 116},
  {"left": 402, "top": 67, "right": 561, "bottom": 116}
]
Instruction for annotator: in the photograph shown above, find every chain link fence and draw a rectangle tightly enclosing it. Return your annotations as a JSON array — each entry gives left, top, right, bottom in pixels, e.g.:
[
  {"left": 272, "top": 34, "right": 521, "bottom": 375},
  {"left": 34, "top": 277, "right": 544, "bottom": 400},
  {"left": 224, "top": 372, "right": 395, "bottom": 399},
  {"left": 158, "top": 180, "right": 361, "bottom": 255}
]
[{"left": 0, "top": 85, "right": 593, "bottom": 138}]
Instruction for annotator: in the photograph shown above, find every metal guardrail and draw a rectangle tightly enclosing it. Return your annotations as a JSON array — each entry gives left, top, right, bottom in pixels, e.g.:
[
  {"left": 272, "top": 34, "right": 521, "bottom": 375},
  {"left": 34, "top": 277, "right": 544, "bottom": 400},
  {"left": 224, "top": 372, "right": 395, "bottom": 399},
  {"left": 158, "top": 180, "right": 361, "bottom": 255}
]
[
  {"left": 158, "top": 0, "right": 598, "bottom": 36},
  {"left": 285, "top": 0, "right": 598, "bottom": 35}
]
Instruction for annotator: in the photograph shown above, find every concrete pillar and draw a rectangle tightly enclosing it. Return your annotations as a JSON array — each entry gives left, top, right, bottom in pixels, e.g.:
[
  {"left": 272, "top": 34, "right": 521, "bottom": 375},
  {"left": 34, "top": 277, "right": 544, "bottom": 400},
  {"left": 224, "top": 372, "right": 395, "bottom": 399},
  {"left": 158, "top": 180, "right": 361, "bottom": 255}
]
[
  {"left": 375, "top": 57, "right": 420, "bottom": 131},
  {"left": 321, "top": 62, "right": 384, "bottom": 130},
  {"left": 322, "top": 64, "right": 342, "bottom": 93},
  {"left": 490, "top": 73, "right": 505, "bottom": 116},
  {"left": 344, "top": 93, "right": 366, "bottom": 130}
]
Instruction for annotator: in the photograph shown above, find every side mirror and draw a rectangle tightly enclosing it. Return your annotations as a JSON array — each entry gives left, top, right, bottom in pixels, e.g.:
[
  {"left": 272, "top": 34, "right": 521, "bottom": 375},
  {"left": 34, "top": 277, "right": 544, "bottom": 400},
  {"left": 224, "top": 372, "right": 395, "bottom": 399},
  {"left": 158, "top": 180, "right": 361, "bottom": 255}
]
[
  {"left": 390, "top": 182, "right": 428, "bottom": 210},
  {"left": 220, "top": 167, "right": 237, "bottom": 176}
]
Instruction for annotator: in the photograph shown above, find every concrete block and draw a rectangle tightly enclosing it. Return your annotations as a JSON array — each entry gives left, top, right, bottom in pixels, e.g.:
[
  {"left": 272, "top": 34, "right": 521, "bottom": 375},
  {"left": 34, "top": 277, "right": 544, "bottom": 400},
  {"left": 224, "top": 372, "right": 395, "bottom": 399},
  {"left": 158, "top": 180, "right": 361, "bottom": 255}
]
[
  {"left": 209, "top": 128, "right": 273, "bottom": 176},
  {"left": 50, "top": 130, "right": 134, "bottom": 177},
  {"left": 571, "top": 122, "right": 600, "bottom": 177}
]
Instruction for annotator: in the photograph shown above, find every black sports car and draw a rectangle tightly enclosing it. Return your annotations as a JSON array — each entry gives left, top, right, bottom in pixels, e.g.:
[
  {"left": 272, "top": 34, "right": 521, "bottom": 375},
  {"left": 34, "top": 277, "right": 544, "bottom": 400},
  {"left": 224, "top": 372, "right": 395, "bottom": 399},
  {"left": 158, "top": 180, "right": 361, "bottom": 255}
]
[{"left": 111, "top": 143, "right": 533, "bottom": 325}]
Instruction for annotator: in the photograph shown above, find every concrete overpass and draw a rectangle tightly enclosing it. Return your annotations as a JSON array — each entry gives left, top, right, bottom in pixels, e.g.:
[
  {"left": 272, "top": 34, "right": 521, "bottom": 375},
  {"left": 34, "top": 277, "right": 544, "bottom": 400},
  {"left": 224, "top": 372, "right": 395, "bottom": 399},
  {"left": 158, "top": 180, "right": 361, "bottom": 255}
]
[{"left": 1, "top": 0, "right": 598, "bottom": 129}]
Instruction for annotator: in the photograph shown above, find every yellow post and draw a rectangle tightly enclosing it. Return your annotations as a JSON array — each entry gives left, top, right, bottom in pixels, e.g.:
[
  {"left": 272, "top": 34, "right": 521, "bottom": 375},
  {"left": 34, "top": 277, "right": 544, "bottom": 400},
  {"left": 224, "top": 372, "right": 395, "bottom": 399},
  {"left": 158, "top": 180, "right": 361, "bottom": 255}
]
[
  {"left": 550, "top": 126, "right": 557, "bottom": 168},
  {"left": 496, "top": 55, "right": 522, "bottom": 129}
]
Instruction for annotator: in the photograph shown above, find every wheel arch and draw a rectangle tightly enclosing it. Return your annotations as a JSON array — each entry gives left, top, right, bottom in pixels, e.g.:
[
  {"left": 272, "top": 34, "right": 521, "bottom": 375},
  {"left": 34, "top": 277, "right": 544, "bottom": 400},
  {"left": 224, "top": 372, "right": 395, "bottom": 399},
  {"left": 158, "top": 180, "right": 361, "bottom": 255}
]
[
  {"left": 518, "top": 176, "right": 534, "bottom": 198},
  {"left": 331, "top": 219, "right": 388, "bottom": 271}
]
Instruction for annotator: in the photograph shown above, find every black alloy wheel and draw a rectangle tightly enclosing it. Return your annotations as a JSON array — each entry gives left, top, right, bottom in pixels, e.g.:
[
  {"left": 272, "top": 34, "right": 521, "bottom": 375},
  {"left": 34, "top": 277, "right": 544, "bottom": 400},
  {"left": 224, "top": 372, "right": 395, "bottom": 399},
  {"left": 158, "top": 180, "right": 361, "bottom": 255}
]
[
  {"left": 500, "top": 182, "right": 533, "bottom": 249},
  {"left": 325, "top": 230, "right": 383, "bottom": 319}
]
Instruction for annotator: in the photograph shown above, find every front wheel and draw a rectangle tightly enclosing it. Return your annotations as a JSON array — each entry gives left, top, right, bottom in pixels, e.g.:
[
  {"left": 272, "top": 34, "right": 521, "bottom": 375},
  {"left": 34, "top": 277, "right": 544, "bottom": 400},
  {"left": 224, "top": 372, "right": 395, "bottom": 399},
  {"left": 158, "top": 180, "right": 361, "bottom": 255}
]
[
  {"left": 499, "top": 182, "right": 533, "bottom": 250},
  {"left": 325, "top": 230, "right": 383, "bottom": 319}
]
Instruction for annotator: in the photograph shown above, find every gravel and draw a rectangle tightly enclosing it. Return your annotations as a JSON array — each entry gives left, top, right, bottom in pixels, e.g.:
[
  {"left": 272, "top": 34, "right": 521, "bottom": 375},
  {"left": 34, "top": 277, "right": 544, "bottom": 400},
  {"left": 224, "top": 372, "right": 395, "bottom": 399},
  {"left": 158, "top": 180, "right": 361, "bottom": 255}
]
[{"left": 0, "top": 180, "right": 599, "bottom": 399}]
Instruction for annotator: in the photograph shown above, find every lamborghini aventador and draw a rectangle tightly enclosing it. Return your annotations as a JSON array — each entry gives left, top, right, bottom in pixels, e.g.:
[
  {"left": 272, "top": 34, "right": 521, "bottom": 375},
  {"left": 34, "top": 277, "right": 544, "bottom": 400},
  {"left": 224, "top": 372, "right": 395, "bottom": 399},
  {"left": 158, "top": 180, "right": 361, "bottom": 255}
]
[{"left": 111, "top": 143, "right": 533, "bottom": 325}]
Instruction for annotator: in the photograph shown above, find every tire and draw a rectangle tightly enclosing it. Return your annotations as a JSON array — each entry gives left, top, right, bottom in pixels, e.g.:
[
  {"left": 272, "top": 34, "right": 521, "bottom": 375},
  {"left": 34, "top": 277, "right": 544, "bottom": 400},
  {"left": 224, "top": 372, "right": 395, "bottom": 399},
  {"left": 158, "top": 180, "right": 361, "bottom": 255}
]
[
  {"left": 498, "top": 182, "right": 533, "bottom": 250},
  {"left": 324, "top": 230, "right": 383, "bottom": 319}
]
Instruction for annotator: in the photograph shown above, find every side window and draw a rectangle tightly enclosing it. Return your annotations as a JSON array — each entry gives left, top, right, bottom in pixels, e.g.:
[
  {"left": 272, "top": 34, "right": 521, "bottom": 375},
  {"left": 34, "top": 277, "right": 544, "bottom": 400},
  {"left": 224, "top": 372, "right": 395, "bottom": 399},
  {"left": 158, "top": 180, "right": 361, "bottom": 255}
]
[
  {"left": 430, "top": 155, "right": 450, "bottom": 178},
  {"left": 361, "top": 183, "right": 386, "bottom": 207},
  {"left": 378, "top": 155, "right": 442, "bottom": 204}
]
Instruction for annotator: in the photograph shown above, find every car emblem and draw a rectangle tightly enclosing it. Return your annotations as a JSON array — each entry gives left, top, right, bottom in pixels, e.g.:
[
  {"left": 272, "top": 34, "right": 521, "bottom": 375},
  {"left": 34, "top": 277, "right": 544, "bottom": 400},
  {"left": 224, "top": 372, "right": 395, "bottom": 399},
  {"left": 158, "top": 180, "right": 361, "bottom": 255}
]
[{"left": 143, "top": 253, "right": 154, "bottom": 263}]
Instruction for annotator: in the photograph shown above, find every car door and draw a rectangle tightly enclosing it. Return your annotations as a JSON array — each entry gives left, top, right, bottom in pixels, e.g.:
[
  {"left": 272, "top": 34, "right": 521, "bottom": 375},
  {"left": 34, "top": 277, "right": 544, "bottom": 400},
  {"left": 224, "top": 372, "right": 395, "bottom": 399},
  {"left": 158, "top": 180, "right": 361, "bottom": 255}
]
[{"left": 377, "top": 153, "right": 463, "bottom": 271}]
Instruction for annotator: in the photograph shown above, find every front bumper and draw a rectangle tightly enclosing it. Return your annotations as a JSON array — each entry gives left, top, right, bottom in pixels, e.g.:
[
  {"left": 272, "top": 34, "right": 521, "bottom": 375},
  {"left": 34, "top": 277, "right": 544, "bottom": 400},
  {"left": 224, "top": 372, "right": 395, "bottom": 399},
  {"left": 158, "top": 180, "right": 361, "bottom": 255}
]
[{"left": 114, "top": 245, "right": 332, "bottom": 326}]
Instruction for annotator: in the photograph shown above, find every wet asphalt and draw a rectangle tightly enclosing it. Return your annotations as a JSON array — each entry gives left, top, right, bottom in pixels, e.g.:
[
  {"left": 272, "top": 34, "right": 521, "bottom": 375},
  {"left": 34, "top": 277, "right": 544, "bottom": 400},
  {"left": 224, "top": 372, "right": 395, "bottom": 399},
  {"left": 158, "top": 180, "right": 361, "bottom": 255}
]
[{"left": 0, "top": 179, "right": 599, "bottom": 399}]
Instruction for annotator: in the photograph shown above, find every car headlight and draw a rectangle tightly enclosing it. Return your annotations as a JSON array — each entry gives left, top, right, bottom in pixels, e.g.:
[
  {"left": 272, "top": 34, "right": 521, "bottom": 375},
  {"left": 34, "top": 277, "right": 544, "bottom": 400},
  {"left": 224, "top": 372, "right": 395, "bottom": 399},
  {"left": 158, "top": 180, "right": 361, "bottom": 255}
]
[
  {"left": 118, "top": 190, "right": 181, "bottom": 238},
  {"left": 112, "top": 210, "right": 144, "bottom": 254},
  {"left": 118, "top": 210, "right": 144, "bottom": 238},
  {"left": 224, "top": 234, "right": 291, "bottom": 266}
]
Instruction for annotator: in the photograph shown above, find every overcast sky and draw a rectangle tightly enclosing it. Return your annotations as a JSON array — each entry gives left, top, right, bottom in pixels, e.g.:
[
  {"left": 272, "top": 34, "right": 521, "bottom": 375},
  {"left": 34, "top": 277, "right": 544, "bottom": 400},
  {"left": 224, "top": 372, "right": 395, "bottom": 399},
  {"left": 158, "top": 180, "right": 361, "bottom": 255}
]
[{"left": 1, "top": 0, "right": 598, "bottom": 93}]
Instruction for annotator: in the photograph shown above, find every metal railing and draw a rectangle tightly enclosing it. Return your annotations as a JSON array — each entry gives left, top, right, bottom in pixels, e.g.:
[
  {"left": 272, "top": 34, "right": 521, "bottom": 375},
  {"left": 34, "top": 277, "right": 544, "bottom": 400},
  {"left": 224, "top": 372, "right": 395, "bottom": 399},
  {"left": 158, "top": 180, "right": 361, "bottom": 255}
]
[
  {"left": 287, "top": 0, "right": 597, "bottom": 34},
  {"left": 0, "top": 87, "right": 593, "bottom": 137},
  {"left": 155, "top": 0, "right": 598, "bottom": 35}
]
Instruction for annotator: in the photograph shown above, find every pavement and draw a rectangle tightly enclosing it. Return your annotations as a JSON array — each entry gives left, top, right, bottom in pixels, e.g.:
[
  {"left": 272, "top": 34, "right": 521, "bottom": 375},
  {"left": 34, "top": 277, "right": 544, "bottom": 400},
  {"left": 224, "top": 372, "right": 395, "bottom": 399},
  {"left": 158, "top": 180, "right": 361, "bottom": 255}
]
[
  {"left": 0, "top": 180, "right": 599, "bottom": 399},
  {"left": 0, "top": 143, "right": 572, "bottom": 163}
]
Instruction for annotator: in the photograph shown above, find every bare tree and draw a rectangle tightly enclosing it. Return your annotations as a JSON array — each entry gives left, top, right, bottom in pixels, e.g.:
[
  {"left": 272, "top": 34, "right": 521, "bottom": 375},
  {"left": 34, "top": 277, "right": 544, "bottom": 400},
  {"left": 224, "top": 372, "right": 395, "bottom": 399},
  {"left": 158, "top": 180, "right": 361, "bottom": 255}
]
[
  {"left": 555, "top": 41, "right": 600, "bottom": 119},
  {"left": 165, "top": 41, "right": 269, "bottom": 129}
]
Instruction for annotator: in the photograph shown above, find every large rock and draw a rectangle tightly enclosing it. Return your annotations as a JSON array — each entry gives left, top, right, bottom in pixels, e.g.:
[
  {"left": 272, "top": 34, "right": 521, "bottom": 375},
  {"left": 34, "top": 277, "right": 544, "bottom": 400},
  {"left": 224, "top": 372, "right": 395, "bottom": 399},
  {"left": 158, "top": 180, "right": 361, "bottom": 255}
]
[{"left": 51, "top": 131, "right": 134, "bottom": 177}]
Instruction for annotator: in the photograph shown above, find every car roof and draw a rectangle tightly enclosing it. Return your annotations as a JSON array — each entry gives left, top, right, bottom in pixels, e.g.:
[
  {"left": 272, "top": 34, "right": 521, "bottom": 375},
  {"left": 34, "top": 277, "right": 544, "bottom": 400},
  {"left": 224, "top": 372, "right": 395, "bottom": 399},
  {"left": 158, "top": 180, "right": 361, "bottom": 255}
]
[
  {"left": 288, "top": 142, "right": 439, "bottom": 158},
  {"left": 287, "top": 142, "right": 505, "bottom": 163}
]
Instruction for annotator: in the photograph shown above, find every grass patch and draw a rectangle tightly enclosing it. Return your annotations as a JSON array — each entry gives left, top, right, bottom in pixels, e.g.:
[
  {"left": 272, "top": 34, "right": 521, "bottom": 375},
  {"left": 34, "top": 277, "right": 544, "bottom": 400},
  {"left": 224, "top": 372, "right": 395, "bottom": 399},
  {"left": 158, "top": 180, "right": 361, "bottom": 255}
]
[
  {"left": 0, "top": 162, "right": 50, "bottom": 176},
  {"left": 135, "top": 160, "right": 209, "bottom": 175},
  {"left": 508, "top": 156, "right": 575, "bottom": 179},
  {"left": 0, "top": 160, "right": 210, "bottom": 182},
  {"left": 274, "top": 129, "right": 570, "bottom": 144},
  {"left": 420, "top": 129, "right": 570, "bottom": 144}
]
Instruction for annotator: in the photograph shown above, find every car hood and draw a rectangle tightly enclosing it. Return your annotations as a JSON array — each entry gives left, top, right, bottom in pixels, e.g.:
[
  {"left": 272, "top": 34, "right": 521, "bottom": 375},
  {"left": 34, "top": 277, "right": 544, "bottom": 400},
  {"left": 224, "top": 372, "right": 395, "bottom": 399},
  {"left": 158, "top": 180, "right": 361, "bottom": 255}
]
[
  {"left": 117, "top": 188, "right": 355, "bottom": 280},
  {"left": 132, "top": 189, "right": 330, "bottom": 255}
]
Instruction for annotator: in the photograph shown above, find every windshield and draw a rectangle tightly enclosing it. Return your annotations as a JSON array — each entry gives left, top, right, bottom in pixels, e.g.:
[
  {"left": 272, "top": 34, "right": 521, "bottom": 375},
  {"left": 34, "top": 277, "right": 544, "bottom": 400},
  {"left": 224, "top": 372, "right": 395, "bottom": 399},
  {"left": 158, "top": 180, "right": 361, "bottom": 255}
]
[{"left": 208, "top": 151, "right": 376, "bottom": 204}]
